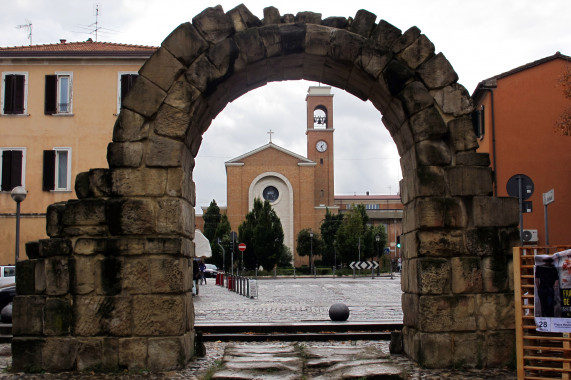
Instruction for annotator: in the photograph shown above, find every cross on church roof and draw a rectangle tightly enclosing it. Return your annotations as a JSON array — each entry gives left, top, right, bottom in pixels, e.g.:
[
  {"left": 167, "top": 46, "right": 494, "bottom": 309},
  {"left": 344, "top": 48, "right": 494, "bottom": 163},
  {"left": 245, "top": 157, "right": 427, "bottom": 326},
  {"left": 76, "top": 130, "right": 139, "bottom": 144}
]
[{"left": 267, "top": 129, "right": 274, "bottom": 143}]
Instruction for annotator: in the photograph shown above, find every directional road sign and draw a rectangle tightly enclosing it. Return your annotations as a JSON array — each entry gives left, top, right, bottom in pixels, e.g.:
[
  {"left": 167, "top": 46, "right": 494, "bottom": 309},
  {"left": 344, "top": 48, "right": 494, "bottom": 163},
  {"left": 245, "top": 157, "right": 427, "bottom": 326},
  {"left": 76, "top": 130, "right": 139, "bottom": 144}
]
[{"left": 349, "top": 261, "right": 379, "bottom": 270}]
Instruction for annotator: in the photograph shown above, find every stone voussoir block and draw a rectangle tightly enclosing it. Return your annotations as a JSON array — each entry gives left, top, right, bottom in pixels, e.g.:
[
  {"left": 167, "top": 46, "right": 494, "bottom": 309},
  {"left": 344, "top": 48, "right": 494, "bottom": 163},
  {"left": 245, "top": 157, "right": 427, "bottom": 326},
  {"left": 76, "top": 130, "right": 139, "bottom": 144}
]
[
  {"left": 430, "top": 83, "right": 473, "bottom": 117},
  {"left": 409, "top": 106, "right": 448, "bottom": 142},
  {"left": 107, "top": 142, "right": 143, "bottom": 168},
  {"left": 447, "top": 166, "right": 492, "bottom": 196},
  {"left": 233, "top": 28, "right": 267, "bottom": 71},
  {"left": 192, "top": 5, "right": 235, "bottom": 44},
  {"left": 227, "top": 4, "right": 262, "bottom": 33},
  {"left": 295, "top": 11, "right": 322, "bottom": 25},
  {"left": 349, "top": 9, "right": 377, "bottom": 38},
  {"left": 417, "top": 52, "right": 459, "bottom": 90},
  {"left": 392, "top": 27, "right": 420, "bottom": 54},
  {"left": 456, "top": 151, "right": 491, "bottom": 167},
  {"left": 113, "top": 109, "right": 149, "bottom": 143},
  {"left": 164, "top": 75, "right": 201, "bottom": 114},
  {"left": 139, "top": 47, "right": 185, "bottom": 92},
  {"left": 399, "top": 34, "right": 435, "bottom": 70},
  {"left": 411, "top": 166, "right": 447, "bottom": 197},
  {"left": 305, "top": 24, "right": 333, "bottom": 57},
  {"left": 161, "top": 22, "right": 208, "bottom": 67},
  {"left": 416, "top": 140, "right": 451, "bottom": 166},
  {"left": 398, "top": 81, "right": 434, "bottom": 116},
  {"left": 146, "top": 134, "right": 186, "bottom": 168},
  {"left": 329, "top": 29, "right": 365, "bottom": 63},
  {"left": 449, "top": 116, "right": 478, "bottom": 152},
  {"left": 371, "top": 20, "right": 402, "bottom": 50},
  {"left": 263, "top": 6, "right": 281, "bottom": 25},
  {"left": 121, "top": 76, "right": 167, "bottom": 119}
]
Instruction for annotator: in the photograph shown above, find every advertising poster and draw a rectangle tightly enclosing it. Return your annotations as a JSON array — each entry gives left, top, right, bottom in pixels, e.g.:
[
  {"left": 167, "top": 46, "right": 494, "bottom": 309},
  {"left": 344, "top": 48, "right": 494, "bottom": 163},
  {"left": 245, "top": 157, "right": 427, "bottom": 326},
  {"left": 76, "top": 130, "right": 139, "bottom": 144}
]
[{"left": 535, "top": 249, "right": 571, "bottom": 332}]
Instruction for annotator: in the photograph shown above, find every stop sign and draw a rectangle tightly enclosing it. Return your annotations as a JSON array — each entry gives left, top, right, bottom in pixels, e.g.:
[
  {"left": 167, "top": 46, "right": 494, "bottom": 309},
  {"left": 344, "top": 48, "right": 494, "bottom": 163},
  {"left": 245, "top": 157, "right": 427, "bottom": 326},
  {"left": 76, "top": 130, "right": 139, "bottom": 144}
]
[{"left": 238, "top": 243, "right": 246, "bottom": 251}]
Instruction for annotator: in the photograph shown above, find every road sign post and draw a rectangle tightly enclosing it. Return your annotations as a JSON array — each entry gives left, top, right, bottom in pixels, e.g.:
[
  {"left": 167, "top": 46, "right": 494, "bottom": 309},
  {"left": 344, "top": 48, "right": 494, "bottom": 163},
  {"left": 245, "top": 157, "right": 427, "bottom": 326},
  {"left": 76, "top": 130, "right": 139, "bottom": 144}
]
[
  {"left": 238, "top": 243, "right": 246, "bottom": 276},
  {"left": 507, "top": 174, "right": 534, "bottom": 246},
  {"left": 543, "top": 189, "right": 554, "bottom": 246}
]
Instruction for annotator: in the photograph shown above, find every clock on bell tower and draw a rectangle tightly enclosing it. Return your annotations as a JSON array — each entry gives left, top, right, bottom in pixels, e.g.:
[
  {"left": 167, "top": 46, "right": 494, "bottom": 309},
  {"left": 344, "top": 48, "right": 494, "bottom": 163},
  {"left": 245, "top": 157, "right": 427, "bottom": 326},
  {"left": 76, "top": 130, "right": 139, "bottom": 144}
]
[{"left": 306, "top": 86, "right": 334, "bottom": 207}]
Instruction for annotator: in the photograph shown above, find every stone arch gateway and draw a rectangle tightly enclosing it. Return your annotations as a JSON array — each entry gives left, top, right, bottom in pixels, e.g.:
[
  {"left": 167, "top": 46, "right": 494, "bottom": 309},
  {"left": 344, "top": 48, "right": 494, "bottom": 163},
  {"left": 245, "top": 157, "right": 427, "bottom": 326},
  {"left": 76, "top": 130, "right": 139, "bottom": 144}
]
[{"left": 12, "top": 4, "right": 520, "bottom": 372}]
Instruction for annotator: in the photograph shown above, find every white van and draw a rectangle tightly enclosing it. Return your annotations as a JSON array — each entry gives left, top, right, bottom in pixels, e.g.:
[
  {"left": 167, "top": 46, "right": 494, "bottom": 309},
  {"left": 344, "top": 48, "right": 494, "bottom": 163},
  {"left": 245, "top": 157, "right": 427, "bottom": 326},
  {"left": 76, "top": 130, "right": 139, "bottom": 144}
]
[{"left": 0, "top": 266, "right": 15, "bottom": 287}]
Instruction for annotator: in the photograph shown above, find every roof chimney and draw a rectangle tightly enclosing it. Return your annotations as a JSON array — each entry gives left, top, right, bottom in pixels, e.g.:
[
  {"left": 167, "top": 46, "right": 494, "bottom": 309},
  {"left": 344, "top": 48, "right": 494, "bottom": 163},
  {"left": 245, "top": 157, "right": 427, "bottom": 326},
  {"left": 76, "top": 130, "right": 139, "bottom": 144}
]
[{"left": 60, "top": 39, "right": 66, "bottom": 44}]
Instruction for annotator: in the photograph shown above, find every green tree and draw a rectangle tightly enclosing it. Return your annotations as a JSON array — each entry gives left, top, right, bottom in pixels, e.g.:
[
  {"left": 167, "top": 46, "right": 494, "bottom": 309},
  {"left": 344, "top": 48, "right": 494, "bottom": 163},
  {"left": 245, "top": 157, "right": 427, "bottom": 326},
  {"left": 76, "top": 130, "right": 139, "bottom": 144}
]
[
  {"left": 334, "top": 204, "right": 368, "bottom": 265},
  {"left": 202, "top": 200, "right": 221, "bottom": 242},
  {"left": 368, "top": 224, "right": 388, "bottom": 263},
  {"left": 320, "top": 209, "right": 344, "bottom": 267},
  {"left": 278, "top": 245, "right": 293, "bottom": 268},
  {"left": 296, "top": 228, "right": 324, "bottom": 268},
  {"left": 211, "top": 214, "right": 232, "bottom": 270},
  {"left": 238, "top": 198, "right": 284, "bottom": 271}
]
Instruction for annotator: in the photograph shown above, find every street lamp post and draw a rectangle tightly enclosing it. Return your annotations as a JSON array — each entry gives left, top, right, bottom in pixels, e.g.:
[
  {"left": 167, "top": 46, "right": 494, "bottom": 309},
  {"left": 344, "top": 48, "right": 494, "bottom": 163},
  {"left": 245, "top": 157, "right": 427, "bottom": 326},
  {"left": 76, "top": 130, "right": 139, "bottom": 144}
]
[
  {"left": 309, "top": 231, "right": 314, "bottom": 278},
  {"left": 375, "top": 235, "right": 380, "bottom": 279},
  {"left": 11, "top": 186, "right": 27, "bottom": 264}
]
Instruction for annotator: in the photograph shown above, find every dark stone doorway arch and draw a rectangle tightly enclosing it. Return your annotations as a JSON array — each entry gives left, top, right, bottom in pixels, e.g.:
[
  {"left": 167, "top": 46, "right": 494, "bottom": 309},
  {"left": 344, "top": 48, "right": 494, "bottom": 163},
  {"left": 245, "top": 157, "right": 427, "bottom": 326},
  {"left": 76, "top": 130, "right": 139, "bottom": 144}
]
[{"left": 13, "top": 4, "right": 519, "bottom": 372}]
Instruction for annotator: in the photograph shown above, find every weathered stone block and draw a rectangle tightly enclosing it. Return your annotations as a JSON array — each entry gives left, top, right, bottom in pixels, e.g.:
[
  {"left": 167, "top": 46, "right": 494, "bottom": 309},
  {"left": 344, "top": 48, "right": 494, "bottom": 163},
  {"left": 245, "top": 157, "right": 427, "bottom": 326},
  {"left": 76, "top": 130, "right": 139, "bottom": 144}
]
[
  {"left": 482, "top": 256, "right": 510, "bottom": 292},
  {"left": 45, "top": 257, "right": 69, "bottom": 296},
  {"left": 119, "top": 338, "right": 148, "bottom": 370},
  {"left": 456, "top": 151, "right": 491, "bottom": 167},
  {"left": 167, "top": 167, "right": 193, "bottom": 201},
  {"left": 42, "top": 337, "right": 78, "bottom": 371},
  {"left": 417, "top": 258, "right": 451, "bottom": 295},
  {"left": 416, "top": 331, "right": 453, "bottom": 368},
  {"left": 122, "top": 76, "right": 167, "bottom": 119},
  {"left": 263, "top": 6, "right": 281, "bottom": 25},
  {"left": 477, "top": 293, "right": 515, "bottom": 330},
  {"left": 402, "top": 292, "right": 419, "bottom": 327},
  {"left": 113, "top": 109, "right": 149, "bottom": 143},
  {"left": 345, "top": 66, "right": 375, "bottom": 101},
  {"left": 451, "top": 257, "right": 482, "bottom": 294},
  {"left": 96, "top": 257, "right": 123, "bottom": 296},
  {"left": 416, "top": 140, "right": 451, "bottom": 166},
  {"left": 111, "top": 168, "right": 167, "bottom": 196},
  {"left": 452, "top": 333, "right": 485, "bottom": 368},
  {"left": 431, "top": 83, "right": 472, "bottom": 117},
  {"left": 227, "top": 4, "right": 262, "bottom": 32},
  {"left": 148, "top": 336, "right": 189, "bottom": 371},
  {"left": 146, "top": 135, "right": 185, "bottom": 167},
  {"left": 70, "top": 256, "right": 96, "bottom": 294},
  {"left": 447, "top": 166, "right": 492, "bottom": 196},
  {"left": 409, "top": 106, "right": 448, "bottom": 142},
  {"left": 279, "top": 24, "right": 306, "bottom": 55},
  {"left": 323, "top": 16, "right": 348, "bottom": 29},
  {"left": 295, "top": 11, "right": 321, "bottom": 25},
  {"left": 76, "top": 338, "right": 103, "bottom": 371},
  {"left": 419, "top": 295, "right": 476, "bottom": 332},
  {"left": 233, "top": 28, "right": 266, "bottom": 71},
  {"left": 399, "top": 34, "right": 434, "bottom": 70},
  {"left": 371, "top": 20, "right": 402, "bottom": 50},
  {"left": 11, "top": 337, "right": 44, "bottom": 371},
  {"left": 74, "top": 296, "right": 132, "bottom": 336},
  {"left": 417, "top": 229, "right": 465, "bottom": 257},
  {"left": 102, "top": 337, "right": 119, "bottom": 369},
  {"left": 12, "top": 295, "right": 45, "bottom": 336},
  {"left": 410, "top": 197, "right": 466, "bottom": 229},
  {"left": 139, "top": 47, "right": 185, "bottom": 92},
  {"left": 164, "top": 76, "right": 200, "bottom": 114},
  {"left": 349, "top": 9, "right": 376, "bottom": 37},
  {"left": 85, "top": 169, "right": 112, "bottom": 198},
  {"left": 157, "top": 198, "right": 194, "bottom": 237},
  {"left": 398, "top": 81, "right": 433, "bottom": 116},
  {"left": 417, "top": 52, "right": 459, "bottom": 90},
  {"left": 107, "top": 198, "right": 157, "bottom": 235},
  {"left": 305, "top": 24, "right": 332, "bottom": 56},
  {"left": 123, "top": 257, "right": 151, "bottom": 294},
  {"left": 150, "top": 257, "right": 187, "bottom": 293},
  {"left": 37, "top": 238, "right": 73, "bottom": 258},
  {"left": 63, "top": 199, "right": 107, "bottom": 226},
  {"left": 392, "top": 27, "right": 420, "bottom": 54},
  {"left": 16, "top": 259, "right": 43, "bottom": 295},
  {"left": 192, "top": 5, "right": 234, "bottom": 44},
  {"left": 411, "top": 166, "right": 447, "bottom": 197},
  {"left": 107, "top": 142, "right": 143, "bottom": 168},
  {"left": 146, "top": 237, "right": 193, "bottom": 256},
  {"left": 161, "top": 22, "right": 208, "bottom": 66},
  {"left": 44, "top": 297, "right": 72, "bottom": 336},
  {"left": 485, "top": 331, "right": 515, "bottom": 367},
  {"left": 473, "top": 196, "right": 519, "bottom": 227},
  {"left": 356, "top": 43, "right": 392, "bottom": 80},
  {"left": 383, "top": 59, "right": 414, "bottom": 96},
  {"left": 46, "top": 202, "right": 66, "bottom": 237},
  {"left": 155, "top": 104, "right": 192, "bottom": 139},
  {"left": 465, "top": 227, "right": 501, "bottom": 256},
  {"left": 133, "top": 295, "right": 186, "bottom": 336}
]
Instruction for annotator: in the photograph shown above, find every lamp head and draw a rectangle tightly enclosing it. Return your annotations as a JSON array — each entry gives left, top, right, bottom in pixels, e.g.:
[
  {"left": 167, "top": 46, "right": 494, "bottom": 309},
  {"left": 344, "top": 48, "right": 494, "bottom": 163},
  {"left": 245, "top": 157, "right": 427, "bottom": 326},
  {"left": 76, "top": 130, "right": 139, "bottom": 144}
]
[{"left": 11, "top": 186, "right": 27, "bottom": 203}]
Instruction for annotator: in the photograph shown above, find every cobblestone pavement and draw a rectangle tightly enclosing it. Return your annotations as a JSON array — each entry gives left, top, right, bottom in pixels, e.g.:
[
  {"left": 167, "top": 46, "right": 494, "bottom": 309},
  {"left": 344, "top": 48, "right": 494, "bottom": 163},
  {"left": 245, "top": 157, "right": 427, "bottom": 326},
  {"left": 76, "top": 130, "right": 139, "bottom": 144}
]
[
  {"left": 194, "top": 274, "right": 403, "bottom": 323},
  {"left": 0, "top": 274, "right": 517, "bottom": 378}
]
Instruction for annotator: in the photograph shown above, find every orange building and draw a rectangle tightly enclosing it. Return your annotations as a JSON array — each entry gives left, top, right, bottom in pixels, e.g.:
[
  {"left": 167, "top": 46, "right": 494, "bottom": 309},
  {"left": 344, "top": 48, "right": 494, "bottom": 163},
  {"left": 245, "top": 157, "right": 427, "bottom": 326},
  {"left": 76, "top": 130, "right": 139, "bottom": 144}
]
[
  {"left": 472, "top": 52, "right": 571, "bottom": 245},
  {"left": 0, "top": 40, "right": 155, "bottom": 265}
]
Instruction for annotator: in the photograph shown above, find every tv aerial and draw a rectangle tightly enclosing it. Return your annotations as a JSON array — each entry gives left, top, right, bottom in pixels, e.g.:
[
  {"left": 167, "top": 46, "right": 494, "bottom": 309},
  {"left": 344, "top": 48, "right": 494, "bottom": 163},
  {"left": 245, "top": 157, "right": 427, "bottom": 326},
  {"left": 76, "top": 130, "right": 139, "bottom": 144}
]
[{"left": 16, "top": 19, "right": 32, "bottom": 45}]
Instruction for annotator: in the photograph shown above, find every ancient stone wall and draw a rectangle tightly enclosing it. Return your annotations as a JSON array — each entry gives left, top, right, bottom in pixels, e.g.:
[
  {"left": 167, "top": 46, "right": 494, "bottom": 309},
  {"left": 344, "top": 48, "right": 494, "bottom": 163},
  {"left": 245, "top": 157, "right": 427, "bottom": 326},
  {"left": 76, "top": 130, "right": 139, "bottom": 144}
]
[{"left": 12, "top": 4, "right": 519, "bottom": 371}]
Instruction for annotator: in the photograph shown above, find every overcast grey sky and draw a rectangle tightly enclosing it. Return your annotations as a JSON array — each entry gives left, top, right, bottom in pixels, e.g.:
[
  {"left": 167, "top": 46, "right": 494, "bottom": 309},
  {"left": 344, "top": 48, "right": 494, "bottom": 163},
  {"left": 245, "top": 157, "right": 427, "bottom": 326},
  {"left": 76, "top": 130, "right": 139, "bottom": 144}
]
[{"left": 2, "top": 1, "right": 569, "bottom": 212}]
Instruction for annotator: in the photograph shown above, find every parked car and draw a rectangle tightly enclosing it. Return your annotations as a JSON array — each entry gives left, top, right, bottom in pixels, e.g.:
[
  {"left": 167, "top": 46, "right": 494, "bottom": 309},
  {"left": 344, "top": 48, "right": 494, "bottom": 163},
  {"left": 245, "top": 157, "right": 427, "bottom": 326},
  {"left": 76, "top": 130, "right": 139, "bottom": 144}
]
[
  {"left": 204, "top": 264, "right": 219, "bottom": 278},
  {"left": 0, "top": 266, "right": 15, "bottom": 287},
  {"left": 0, "top": 285, "right": 15, "bottom": 323}
]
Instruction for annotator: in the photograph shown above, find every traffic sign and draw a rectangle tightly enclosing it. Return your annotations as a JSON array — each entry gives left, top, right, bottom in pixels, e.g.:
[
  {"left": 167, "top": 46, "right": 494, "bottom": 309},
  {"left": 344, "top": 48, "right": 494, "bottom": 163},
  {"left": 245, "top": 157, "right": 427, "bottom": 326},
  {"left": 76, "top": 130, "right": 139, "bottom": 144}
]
[
  {"left": 384, "top": 247, "right": 390, "bottom": 255},
  {"left": 238, "top": 243, "right": 246, "bottom": 251},
  {"left": 543, "top": 189, "right": 554, "bottom": 206},
  {"left": 349, "top": 261, "right": 379, "bottom": 270},
  {"left": 507, "top": 174, "right": 534, "bottom": 200}
]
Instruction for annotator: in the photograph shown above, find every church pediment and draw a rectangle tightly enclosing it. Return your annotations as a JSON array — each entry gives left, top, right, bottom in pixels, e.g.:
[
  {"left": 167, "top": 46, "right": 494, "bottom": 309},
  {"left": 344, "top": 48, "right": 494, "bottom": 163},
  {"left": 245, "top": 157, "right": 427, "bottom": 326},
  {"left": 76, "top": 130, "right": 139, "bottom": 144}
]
[{"left": 225, "top": 142, "right": 315, "bottom": 166}]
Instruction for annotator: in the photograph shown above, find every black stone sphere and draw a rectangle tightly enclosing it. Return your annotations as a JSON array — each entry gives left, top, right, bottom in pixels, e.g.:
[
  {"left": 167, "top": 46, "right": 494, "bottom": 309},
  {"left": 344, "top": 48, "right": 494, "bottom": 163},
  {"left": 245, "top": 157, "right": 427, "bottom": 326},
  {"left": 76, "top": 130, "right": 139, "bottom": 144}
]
[{"left": 329, "top": 303, "right": 350, "bottom": 321}]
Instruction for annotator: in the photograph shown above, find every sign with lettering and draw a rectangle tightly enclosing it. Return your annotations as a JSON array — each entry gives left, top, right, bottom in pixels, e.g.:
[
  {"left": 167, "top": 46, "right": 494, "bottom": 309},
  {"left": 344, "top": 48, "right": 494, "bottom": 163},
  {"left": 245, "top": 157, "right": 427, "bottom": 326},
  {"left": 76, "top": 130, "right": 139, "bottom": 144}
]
[{"left": 535, "top": 249, "right": 571, "bottom": 332}]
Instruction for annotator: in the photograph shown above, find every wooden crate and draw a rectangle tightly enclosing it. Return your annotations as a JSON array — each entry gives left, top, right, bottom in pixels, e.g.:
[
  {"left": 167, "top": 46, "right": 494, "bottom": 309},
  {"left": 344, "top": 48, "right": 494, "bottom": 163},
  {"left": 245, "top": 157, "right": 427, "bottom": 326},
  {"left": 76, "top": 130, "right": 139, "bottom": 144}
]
[{"left": 515, "top": 246, "right": 571, "bottom": 379}]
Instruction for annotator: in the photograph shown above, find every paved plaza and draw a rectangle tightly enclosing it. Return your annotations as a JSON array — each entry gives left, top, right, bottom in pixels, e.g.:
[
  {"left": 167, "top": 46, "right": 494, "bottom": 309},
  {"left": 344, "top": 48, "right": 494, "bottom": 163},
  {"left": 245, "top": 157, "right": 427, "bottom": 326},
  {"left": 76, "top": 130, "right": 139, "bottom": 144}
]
[{"left": 194, "top": 274, "right": 403, "bottom": 323}]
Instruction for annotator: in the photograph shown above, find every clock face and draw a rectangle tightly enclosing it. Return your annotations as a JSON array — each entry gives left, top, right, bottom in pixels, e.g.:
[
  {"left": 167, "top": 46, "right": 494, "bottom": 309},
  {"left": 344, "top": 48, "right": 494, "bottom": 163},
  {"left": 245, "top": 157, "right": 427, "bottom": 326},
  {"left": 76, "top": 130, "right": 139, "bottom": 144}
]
[{"left": 316, "top": 140, "right": 328, "bottom": 152}]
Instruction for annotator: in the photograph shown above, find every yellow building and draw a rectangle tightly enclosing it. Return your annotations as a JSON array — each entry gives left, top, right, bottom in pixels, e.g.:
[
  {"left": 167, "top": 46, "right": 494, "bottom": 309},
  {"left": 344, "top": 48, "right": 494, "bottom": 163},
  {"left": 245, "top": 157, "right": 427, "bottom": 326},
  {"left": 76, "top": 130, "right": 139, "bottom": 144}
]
[{"left": 0, "top": 40, "right": 155, "bottom": 265}]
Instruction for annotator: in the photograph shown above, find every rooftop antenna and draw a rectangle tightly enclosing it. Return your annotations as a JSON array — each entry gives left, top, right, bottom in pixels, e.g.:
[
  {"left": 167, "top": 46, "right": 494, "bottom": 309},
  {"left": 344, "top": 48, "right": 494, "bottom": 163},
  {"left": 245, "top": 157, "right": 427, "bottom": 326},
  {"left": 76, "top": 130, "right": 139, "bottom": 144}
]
[
  {"left": 16, "top": 20, "right": 32, "bottom": 45},
  {"left": 89, "top": 3, "right": 101, "bottom": 41}
]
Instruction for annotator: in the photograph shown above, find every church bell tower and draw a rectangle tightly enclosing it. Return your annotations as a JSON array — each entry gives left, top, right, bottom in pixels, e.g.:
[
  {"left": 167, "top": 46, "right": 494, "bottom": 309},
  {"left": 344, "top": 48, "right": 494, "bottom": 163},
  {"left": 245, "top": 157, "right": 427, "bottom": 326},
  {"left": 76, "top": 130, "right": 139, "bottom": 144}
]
[{"left": 306, "top": 86, "right": 334, "bottom": 207}]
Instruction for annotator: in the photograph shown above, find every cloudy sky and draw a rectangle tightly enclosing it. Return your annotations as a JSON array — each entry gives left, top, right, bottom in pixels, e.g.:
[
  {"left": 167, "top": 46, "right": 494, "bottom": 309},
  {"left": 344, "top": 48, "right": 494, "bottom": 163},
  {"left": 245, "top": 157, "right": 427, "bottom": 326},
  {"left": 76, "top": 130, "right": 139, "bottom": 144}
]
[{"left": 2, "top": 1, "right": 569, "bottom": 212}]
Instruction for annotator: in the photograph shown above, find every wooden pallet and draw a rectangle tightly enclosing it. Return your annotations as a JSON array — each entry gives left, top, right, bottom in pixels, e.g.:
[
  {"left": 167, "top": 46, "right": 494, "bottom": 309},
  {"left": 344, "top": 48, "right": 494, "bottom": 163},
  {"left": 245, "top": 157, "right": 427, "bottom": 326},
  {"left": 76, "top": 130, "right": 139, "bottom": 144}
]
[{"left": 515, "top": 246, "right": 571, "bottom": 379}]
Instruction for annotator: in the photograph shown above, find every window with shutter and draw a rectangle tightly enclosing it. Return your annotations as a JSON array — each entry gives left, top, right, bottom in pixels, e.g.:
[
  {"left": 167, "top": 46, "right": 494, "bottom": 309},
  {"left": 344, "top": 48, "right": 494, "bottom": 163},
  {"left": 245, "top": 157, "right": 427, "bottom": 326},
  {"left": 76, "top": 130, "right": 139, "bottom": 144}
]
[
  {"left": 1, "top": 149, "right": 24, "bottom": 191},
  {"left": 117, "top": 72, "right": 138, "bottom": 113},
  {"left": 45, "top": 73, "right": 72, "bottom": 115},
  {"left": 2, "top": 73, "right": 27, "bottom": 115},
  {"left": 43, "top": 148, "right": 71, "bottom": 191},
  {"left": 43, "top": 150, "right": 56, "bottom": 190},
  {"left": 45, "top": 75, "right": 57, "bottom": 115}
]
